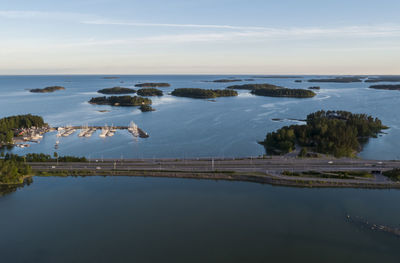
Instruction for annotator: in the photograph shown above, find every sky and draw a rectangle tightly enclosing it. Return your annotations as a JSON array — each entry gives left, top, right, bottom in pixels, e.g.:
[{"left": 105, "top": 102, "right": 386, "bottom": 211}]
[{"left": 1, "top": 0, "right": 400, "bottom": 75}]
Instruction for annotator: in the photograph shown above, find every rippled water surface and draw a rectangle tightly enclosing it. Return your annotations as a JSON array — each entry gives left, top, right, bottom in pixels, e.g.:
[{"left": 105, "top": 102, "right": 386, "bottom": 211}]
[{"left": 0, "top": 75, "right": 399, "bottom": 159}]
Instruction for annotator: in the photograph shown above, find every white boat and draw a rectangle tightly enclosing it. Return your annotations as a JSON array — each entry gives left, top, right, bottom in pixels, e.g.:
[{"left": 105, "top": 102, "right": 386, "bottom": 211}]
[
  {"left": 99, "top": 125, "right": 109, "bottom": 138},
  {"left": 128, "top": 121, "right": 139, "bottom": 137}
]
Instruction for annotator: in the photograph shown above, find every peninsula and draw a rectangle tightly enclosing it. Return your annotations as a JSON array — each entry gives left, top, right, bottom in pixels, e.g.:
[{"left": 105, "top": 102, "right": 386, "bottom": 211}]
[
  {"left": 98, "top": 87, "right": 136, "bottom": 94},
  {"left": 89, "top": 96, "right": 152, "bottom": 106},
  {"left": 137, "top": 88, "right": 163, "bottom": 96},
  {"left": 227, "top": 84, "right": 316, "bottom": 98},
  {"left": 171, "top": 88, "right": 238, "bottom": 99},
  {"left": 30, "top": 86, "right": 65, "bottom": 93},
  {"left": 0, "top": 114, "right": 47, "bottom": 145},
  {"left": 261, "top": 110, "right": 387, "bottom": 157},
  {"left": 135, "top": 83, "right": 170, "bottom": 88}
]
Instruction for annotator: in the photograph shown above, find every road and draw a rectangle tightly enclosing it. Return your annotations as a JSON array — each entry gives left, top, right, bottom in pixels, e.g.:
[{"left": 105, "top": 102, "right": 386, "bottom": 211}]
[{"left": 25, "top": 157, "right": 400, "bottom": 188}]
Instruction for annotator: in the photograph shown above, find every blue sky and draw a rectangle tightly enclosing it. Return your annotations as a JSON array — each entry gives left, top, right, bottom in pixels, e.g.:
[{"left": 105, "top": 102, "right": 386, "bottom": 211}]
[{"left": 1, "top": 0, "right": 400, "bottom": 74}]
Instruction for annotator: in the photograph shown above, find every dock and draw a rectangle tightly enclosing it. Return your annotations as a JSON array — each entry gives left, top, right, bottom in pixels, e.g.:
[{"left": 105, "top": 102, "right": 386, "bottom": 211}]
[{"left": 53, "top": 126, "right": 149, "bottom": 138}]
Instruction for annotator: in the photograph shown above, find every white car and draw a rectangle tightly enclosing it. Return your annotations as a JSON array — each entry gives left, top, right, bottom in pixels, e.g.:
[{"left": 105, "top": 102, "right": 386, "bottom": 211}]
[{"left": 328, "top": 161, "right": 333, "bottom": 164}]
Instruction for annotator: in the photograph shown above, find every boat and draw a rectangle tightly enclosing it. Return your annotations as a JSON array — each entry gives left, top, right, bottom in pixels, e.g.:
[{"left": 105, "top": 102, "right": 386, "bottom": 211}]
[
  {"left": 128, "top": 121, "right": 139, "bottom": 137},
  {"left": 99, "top": 125, "right": 109, "bottom": 138}
]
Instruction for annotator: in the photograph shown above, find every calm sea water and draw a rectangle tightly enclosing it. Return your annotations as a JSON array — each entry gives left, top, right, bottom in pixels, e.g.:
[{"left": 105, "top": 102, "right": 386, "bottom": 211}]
[
  {"left": 1, "top": 76, "right": 400, "bottom": 262},
  {"left": 0, "top": 75, "right": 399, "bottom": 160},
  {"left": 0, "top": 176, "right": 399, "bottom": 263}
]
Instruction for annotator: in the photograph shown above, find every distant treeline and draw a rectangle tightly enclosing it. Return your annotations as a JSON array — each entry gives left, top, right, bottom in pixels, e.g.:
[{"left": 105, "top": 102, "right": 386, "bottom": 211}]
[
  {"left": 0, "top": 114, "right": 45, "bottom": 144},
  {"left": 227, "top": 84, "right": 316, "bottom": 98},
  {"left": 89, "top": 96, "right": 152, "bottom": 106},
  {"left": 135, "top": 83, "right": 170, "bottom": 88},
  {"left": 369, "top": 85, "right": 400, "bottom": 91},
  {"left": 261, "top": 110, "right": 387, "bottom": 157},
  {"left": 365, "top": 76, "right": 400, "bottom": 83},
  {"left": 171, "top": 88, "right": 238, "bottom": 99},
  {"left": 98, "top": 87, "right": 136, "bottom": 94},
  {"left": 30, "top": 86, "right": 65, "bottom": 93},
  {"left": 308, "top": 77, "right": 362, "bottom": 83},
  {"left": 137, "top": 88, "right": 163, "bottom": 96}
]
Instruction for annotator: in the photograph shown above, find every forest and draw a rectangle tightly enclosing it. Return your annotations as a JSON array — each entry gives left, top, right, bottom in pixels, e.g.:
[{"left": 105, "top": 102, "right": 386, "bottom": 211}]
[
  {"left": 89, "top": 96, "right": 152, "bottom": 106},
  {"left": 0, "top": 114, "right": 46, "bottom": 144},
  {"left": 171, "top": 88, "right": 238, "bottom": 99}
]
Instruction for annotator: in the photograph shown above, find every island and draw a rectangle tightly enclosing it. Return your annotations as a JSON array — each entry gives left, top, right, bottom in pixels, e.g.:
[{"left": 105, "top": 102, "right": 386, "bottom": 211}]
[
  {"left": 260, "top": 110, "right": 388, "bottom": 157},
  {"left": 0, "top": 114, "right": 46, "bottom": 145},
  {"left": 227, "top": 84, "right": 316, "bottom": 98},
  {"left": 135, "top": 83, "right": 171, "bottom": 88},
  {"left": 365, "top": 76, "right": 400, "bottom": 83},
  {"left": 369, "top": 85, "right": 400, "bottom": 91},
  {"left": 98, "top": 87, "right": 136, "bottom": 94},
  {"left": 308, "top": 77, "right": 362, "bottom": 83},
  {"left": 102, "top": 77, "right": 119, "bottom": 79},
  {"left": 137, "top": 88, "right": 163, "bottom": 96},
  {"left": 140, "top": 105, "right": 156, "bottom": 112},
  {"left": 171, "top": 88, "right": 238, "bottom": 99},
  {"left": 30, "top": 86, "right": 65, "bottom": 93},
  {"left": 295, "top": 80, "right": 302, "bottom": 83},
  {"left": 212, "top": 79, "right": 242, "bottom": 83},
  {"left": 89, "top": 96, "right": 152, "bottom": 106},
  {"left": 308, "top": 86, "right": 321, "bottom": 90}
]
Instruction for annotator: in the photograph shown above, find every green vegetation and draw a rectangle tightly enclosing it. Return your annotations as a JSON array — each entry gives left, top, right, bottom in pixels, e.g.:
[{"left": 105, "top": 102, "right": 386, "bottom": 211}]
[
  {"left": 98, "top": 87, "right": 136, "bottom": 94},
  {"left": 365, "top": 76, "right": 400, "bottom": 83},
  {"left": 227, "top": 83, "right": 316, "bottom": 98},
  {"left": 261, "top": 110, "right": 387, "bottom": 157},
  {"left": 383, "top": 169, "right": 400, "bottom": 181},
  {"left": 308, "top": 77, "right": 362, "bottom": 83},
  {"left": 4, "top": 153, "right": 87, "bottom": 162},
  {"left": 30, "top": 86, "right": 65, "bottom": 93},
  {"left": 89, "top": 96, "right": 152, "bottom": 106},
  {"left": 0, "top": 159, "right": 32, "bottom": 185},
  {"left": 135, "top": 83, "right": 170, "bottom": 88},
  {"left": 171, "top": 88, "right": 238, "bottom": 99},
  {"left": 0, "top": 114, "right": 45, "bottom": 144},
  {"left": 369, "top": 85, "right": 400, "bottom": 91},
  {"left": 282, "top": 170, "right": 373, "bottom": 179},
  {"left": 140, "top": 105, "right": 156, "bottom": 112},
  {"left": 137, "top": 88, "right": 163, "bottom": 96}
]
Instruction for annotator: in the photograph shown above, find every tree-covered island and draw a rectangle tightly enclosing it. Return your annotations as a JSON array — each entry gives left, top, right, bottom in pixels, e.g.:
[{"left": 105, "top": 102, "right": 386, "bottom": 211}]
[
  {"left": 365, "top": 76, "right": 400, "bottom": 83},
  {"left": 171, "top": 88, "right": 238, "bottom": 99},
  {"left": 98, "top": 87, "right": 136, "bottom": 94},
  {"left": 227, "top": 84, "right": 316, "bottom": 98},
  {"left": 89, "top": 96, "right": 152, "bottom": 106},
  {"left": 212, "top": 79, "right": 242, "bottom": 83},
  {"left": 308, "top": 86, "right": 321, "bottom": 90},
  {"left": 308, "top": 77, "right": 362, "bottom": 83},
  {"left": 137, "top": 88, "right": 163, "bottom": 96},
  {"left": 369, "top": 85, "right": 400, "bottom": 91},
  {"left": 30, "top": 86, "right": 65, "bottom": 93},
  {"left": 140, "top": 105, "right": 156, "bottom": 112},
  {"left": 261, "top": 110, "right": 388, "bottom": 157},
  {"left": 0, "top": 114, "right": 46, "bottom": 145},
  {"left": 135, "top": 83, "right": 171, "bottom": 88}
]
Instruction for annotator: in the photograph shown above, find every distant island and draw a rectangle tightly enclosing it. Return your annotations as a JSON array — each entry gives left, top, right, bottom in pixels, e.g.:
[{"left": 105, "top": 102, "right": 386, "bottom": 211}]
[
  {"left": 89, "top": 96, "right": 152, "bottom": 106},
  {"left": 212, "top": 79, "right": 242, "bottom": 83},
  {"left": 261, "top": 110, "right": 388, "bottom": 157},
  {"left": 140, "top": 105, "right": 156, "bottom": 112},
  {"left": 365, "top": 76, "right": 400, "bottom": 83},
  {"left": 295, "top": 80, "right": 302, "bottom": 83},
  {"left": 98, "top": 87, "right": 136, "bottom": 94},
  {"left": 102, "top": 77, "right": 119, "bottom": 79},
  {"left": 308, "top": 86, "right": 321, "bottom": 90},
  {"left": 227, "top": 84, "right": 316, "bottom": 98},
  {"left": 171, "top": 88, "right": 238, "bottom": 99},
  {"left": 135, "top": 83, "right": 171, "bottom": 88},
  {"left": 369, "top": 85, "right": 400, "bottom": 90},
  {"left": 308, "top": 77, "right": 362, "bottom": 83},
  {"left": 30, "top": 86, "right": 65, "bottom": 93},
  {"left": 137, "top": 88, "right": 163, "bottom": 96},
  {"left": 252, "top": 76, "right": 303, "bottom": 79}
]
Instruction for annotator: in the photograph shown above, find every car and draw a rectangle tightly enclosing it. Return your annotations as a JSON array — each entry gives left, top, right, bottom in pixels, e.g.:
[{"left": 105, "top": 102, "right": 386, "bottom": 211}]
[
  {"left": 328, "top": 161, "right": 333, "bottom": 164},
  {"left": 96, "top": 166, "right": 101, "bottom": 170}
]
